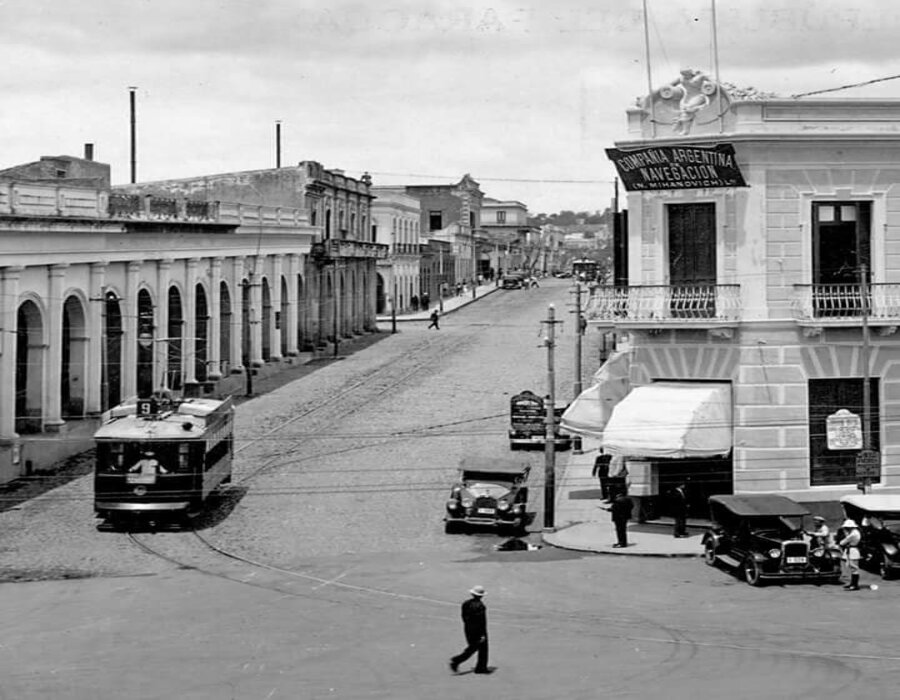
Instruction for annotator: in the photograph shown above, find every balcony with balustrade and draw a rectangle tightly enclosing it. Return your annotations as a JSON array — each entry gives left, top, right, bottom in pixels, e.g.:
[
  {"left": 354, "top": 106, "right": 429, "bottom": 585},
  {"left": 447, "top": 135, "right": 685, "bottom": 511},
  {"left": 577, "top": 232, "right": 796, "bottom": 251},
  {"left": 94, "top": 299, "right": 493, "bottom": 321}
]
[
  {"left": 791, "top": 283, "right": 900, "bottom": 335},
  {"left": 583, "top": 283, "right": 742, "bottom": 336}
]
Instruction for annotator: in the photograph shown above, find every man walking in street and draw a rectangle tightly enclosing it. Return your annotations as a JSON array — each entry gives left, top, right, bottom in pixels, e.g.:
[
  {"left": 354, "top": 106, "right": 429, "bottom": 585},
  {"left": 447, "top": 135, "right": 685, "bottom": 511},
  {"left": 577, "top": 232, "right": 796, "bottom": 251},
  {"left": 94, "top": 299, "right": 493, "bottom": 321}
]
[
  {"left": 603, "top": 491, "right": 633, "bottom": 548},
  {"left": 449, "top": 585, "right": 490, "bottom": 674},
  {"left": 428, "top": 309, "right": 440, "bottom": 330}
]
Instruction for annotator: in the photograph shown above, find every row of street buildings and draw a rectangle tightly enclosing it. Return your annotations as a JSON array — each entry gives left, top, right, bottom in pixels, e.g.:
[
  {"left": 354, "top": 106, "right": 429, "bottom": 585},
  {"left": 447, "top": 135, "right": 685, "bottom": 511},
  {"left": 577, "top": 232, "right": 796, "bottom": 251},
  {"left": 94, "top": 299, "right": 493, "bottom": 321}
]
[
  {"left": 563, "top": 71, "right": 900, "bottom": 511},
  {"left": 0, "top": 154, "right": 565, "bottom": 482}
]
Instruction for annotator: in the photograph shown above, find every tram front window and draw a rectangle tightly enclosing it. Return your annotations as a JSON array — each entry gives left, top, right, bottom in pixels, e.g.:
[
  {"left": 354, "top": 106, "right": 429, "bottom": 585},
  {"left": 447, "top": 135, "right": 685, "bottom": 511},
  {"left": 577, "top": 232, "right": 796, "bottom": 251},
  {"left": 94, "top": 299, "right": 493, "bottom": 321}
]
[{"left": 98, "top": 442, "right": 179, "bottom": 474}]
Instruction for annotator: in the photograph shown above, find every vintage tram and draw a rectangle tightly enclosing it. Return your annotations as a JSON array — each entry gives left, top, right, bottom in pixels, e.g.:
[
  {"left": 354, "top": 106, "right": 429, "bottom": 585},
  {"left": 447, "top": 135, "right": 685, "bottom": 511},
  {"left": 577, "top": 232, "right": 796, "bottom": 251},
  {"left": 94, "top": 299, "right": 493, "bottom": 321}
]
[{"left": 93, "top": 394, "right": 234, "bottom": 525}]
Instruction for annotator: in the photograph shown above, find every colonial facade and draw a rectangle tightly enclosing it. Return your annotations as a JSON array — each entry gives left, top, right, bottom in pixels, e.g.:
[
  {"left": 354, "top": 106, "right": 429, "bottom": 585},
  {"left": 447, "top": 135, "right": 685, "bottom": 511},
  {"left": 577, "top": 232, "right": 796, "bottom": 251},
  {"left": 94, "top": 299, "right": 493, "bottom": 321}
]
[
  {"left": 0, "top": 155, "right": 385, "bottom": 483},
  {"left": 371, "top": 188, "right": 422, "bottom": 313},
  {"left": 581, "top": 73, "right": 900, "bottom": 514},
  {"left": 403, "top": 174, "right": 483, "bottom": 285},
  {"left": 480, "top": 197, "right": 534, "bottom": 275}
]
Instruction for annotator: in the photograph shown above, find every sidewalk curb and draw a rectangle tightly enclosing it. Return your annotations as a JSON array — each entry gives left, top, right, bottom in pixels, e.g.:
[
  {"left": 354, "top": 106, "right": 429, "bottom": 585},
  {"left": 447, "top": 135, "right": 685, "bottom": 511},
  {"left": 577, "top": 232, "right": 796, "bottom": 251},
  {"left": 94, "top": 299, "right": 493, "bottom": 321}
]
[
  {"left": 541, "top": 522, "right": 704, "bottom": 558},
  {"left": 376, "top": 286, "right": 501, "bottom": 324},
  {"left": 542, "top": 533, "right": 702, "bottom": 558}
]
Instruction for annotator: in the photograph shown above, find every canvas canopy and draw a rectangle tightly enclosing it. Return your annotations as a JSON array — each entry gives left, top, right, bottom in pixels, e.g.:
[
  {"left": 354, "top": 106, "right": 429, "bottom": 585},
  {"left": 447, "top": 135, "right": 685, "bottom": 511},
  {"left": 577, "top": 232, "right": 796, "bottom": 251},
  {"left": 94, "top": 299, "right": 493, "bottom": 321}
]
[
  {"left": 600, "top": 382, "right": 732, "bottom": 459},
  {"left": 559, "top": 350, "right": 630, "bottom": 438}
]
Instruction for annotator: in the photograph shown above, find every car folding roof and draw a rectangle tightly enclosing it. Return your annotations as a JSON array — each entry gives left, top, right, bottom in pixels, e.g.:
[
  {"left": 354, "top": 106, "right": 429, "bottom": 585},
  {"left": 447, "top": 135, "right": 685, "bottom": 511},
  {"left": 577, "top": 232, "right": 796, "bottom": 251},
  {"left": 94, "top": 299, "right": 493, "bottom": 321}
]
[{"left": 709, "top": 495, "right": 810, "bottom": 517}]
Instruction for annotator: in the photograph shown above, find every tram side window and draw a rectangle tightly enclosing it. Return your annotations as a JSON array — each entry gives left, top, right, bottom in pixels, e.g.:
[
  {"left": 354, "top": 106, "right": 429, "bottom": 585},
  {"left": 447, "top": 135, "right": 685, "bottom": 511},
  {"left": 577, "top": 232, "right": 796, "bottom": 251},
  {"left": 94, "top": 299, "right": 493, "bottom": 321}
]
[{"left": 206, "top": 434, "right": 232, "bottom": 471}]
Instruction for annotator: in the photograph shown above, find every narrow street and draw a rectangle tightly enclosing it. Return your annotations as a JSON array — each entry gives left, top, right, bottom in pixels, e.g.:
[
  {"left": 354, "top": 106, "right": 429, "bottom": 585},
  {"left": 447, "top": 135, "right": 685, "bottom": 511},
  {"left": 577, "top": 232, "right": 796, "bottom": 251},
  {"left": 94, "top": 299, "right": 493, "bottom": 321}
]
[{"left": 1, "top": 278, "right": 899, "bottom": 700}]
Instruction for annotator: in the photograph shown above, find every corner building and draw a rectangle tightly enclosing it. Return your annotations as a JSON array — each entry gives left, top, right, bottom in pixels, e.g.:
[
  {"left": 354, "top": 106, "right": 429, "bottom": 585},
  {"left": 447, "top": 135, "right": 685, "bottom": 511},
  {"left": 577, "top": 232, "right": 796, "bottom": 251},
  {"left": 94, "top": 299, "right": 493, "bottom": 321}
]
[{"left": 585, "top": 76, "right": 900, "bottom": 514}]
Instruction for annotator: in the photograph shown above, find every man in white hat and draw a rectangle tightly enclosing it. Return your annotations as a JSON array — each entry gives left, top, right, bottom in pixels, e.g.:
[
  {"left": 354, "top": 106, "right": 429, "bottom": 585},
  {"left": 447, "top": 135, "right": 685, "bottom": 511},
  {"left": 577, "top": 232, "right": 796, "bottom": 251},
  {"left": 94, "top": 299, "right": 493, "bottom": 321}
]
[
  {"left": 839, "top": 519, "right": 862, "bottom": 591},
  {"left": 804, "top": 515, "right": 836, "bottom": 549},
  {"left": 449, "top": 585, "right": 490, "bottom": 674}
]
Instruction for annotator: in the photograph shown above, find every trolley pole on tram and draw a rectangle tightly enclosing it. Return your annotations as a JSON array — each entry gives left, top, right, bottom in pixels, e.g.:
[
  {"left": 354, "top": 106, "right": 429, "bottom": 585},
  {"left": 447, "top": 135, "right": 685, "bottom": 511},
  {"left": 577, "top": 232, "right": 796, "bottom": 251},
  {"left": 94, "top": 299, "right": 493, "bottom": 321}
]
[{"left": 542, "top": 304, "right": 562, "bottom": 531}]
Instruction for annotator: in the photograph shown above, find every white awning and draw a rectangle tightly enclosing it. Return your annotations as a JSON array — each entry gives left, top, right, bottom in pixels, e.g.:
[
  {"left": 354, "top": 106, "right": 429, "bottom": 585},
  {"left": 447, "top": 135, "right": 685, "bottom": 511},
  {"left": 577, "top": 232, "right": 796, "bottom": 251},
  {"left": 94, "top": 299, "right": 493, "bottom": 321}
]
[
  {"left": 559, "top": 350, "right": 630, "bottom": 439},
  {"left": 601, "top": 382, "right": 732, "bottom": 459}
]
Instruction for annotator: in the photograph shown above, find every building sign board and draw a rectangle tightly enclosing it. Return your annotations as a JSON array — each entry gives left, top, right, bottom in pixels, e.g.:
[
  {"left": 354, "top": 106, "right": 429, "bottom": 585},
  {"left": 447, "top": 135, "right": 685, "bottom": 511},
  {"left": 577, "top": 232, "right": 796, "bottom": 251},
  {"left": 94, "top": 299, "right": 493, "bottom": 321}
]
[
  {"left": 856, "top": 449, "right": 881, "bottom": 480},
  {"left": 826, "top": 409, "right": 863, "bottom": 450},
  {"left": 605, "top": 144, "right": 747, "bottom": 191}
]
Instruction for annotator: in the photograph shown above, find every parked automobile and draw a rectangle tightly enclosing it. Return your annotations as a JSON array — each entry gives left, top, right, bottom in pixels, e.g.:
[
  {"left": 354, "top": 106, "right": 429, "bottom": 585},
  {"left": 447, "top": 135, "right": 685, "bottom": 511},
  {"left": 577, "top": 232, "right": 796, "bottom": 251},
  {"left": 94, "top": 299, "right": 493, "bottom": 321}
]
[
  {"left": 840, "top": 494, "right": 900, "bottom": 579},
  {"left": 444, "top": 463, "right": 530, "bottom": 534},
  {"left": 702, "top": 495, "right": 842, "bottom": 586}
]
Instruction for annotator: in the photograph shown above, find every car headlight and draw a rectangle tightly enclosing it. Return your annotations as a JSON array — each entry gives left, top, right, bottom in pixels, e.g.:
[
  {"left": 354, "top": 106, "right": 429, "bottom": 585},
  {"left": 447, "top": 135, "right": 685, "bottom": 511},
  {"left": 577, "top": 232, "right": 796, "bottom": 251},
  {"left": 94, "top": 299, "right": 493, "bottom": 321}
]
[
  {"left": 446, "top": 499, "right": 459, "bottom": 510},
  {"left": 768, "top": 548, "right": 781, "bottom": 559},
  {"left": 497, "top": 500, "right": 510, "bottom": 511},
  {"left": 461, "top": 498, "right": 473, "bottom": 508}
]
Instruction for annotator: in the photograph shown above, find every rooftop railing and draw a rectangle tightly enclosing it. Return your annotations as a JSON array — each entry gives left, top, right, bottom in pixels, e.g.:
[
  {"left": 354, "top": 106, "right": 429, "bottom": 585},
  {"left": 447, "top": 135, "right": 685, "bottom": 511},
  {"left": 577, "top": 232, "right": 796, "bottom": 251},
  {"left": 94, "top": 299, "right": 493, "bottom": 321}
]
[{"left": 0, "top": 181, "right": 308, "bottom": 228}]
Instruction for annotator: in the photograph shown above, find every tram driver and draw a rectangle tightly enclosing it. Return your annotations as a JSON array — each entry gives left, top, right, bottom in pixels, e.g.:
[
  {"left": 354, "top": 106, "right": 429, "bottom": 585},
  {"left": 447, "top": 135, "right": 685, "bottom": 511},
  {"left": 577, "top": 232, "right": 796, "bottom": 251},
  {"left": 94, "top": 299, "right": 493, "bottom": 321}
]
[{"left": 129, "top": 450, "right": 168, "bottom": 476}]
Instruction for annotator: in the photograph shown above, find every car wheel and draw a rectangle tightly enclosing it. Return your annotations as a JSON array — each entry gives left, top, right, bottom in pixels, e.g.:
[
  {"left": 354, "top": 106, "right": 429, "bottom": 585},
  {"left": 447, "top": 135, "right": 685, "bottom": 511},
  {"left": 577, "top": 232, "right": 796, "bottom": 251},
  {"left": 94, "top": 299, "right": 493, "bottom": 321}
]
[
  {"left": 704, "top": 541, "right": 718, "bottom": 566},
  {"left": 444, "top": 521, "right": 459, "bottom": 535},
  {"left": 880, "top": 558, "right": 893, "bottom": 580},
  {"left": 744, "top": 557, "right": 763, "bottom": 587}
]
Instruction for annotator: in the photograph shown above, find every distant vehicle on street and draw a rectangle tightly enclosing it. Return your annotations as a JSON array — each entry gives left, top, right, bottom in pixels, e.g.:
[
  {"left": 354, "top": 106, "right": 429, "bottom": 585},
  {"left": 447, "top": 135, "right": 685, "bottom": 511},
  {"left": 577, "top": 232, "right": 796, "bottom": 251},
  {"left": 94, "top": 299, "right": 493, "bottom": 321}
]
[
  {"left": 702, "top": 495, "right": 842, "bottom": 586},
  {"left": 93, "top": 394, "right": 234, "bottom": 528},
  {"left": 571, "top": 259, "right": 600, "bottom": 281},
  {"left": 501, "top": 274, "right": 524, "bottom": 289},
  {"left": 840, "top": 494, "right": 900, "bottom": 579},
  {"left": 508, "top": 390, "right": 571, "bottom": 451},
  {"left": 444, "top": 462, "right": 531, "bottom": 534}
]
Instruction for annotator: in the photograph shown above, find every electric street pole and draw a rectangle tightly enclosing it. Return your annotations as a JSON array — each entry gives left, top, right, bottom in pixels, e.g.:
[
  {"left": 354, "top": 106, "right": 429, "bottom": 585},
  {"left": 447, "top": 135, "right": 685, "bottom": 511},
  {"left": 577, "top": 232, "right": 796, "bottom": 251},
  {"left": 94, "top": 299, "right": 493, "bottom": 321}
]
[
  {"left": 543, "top": 303, "right": 562, "bottom": 531},
  {"left": 572, "top": 281, "right": 584, "bottom": 399}
]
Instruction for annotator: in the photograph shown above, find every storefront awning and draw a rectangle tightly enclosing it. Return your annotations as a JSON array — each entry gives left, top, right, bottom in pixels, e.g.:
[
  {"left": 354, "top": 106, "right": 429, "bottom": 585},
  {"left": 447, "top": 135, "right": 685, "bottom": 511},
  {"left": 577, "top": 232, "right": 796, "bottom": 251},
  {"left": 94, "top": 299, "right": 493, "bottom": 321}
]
[
  {"left": 559, "top": 350, "right": 630, "bottom": 439},
  {"left": 601, "top": 382, "right": 732, "bottom": 459}
]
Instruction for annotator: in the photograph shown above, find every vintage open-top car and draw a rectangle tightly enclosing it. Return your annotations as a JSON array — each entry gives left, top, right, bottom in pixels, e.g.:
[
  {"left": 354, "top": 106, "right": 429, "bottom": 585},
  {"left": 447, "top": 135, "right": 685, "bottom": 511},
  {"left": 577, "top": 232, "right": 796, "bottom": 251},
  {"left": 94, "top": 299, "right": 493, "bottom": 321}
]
[
  {"left": 702, "top": 495, "right": 842, "bottom": 586},
  {"left": 444, "top": 462, "right": 531, "bottom": 534},
  {"left": 840, "top": 494, "right": 900, "bottom": 579}
]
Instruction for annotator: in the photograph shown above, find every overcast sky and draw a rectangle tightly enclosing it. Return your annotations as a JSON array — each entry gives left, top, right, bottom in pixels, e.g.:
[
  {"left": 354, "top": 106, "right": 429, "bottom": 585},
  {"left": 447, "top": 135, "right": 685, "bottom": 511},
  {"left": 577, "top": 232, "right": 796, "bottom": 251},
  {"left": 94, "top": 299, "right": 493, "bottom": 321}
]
[{"left": 3, "top": 0, "right": 900, "bottom": 214}]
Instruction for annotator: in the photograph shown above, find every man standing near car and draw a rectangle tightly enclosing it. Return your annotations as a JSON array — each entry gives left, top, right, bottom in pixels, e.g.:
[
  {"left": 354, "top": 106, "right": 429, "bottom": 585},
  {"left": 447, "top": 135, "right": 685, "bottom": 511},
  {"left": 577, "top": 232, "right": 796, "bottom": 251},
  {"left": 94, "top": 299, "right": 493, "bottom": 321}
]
[
  {"left": 839, "top": 519, "right": 862, "bottom": 591},
  {"left": 449, "top": 585, "right": 490, "bottom": 674}
]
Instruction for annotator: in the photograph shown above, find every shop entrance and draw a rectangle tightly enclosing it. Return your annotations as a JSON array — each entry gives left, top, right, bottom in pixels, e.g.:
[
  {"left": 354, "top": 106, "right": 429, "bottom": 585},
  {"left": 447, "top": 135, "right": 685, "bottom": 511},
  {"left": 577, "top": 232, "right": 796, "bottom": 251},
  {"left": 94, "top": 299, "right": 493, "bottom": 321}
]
[{"left": 656, "top": 455, "right": 733, "bottom": 520}]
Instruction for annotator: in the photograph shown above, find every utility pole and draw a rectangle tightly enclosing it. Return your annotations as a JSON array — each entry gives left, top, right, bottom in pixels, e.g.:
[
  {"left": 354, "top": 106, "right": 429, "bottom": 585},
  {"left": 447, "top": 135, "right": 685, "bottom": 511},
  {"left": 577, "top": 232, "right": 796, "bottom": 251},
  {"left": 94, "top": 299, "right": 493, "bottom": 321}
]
[
  {"left": 542, "top": 303, "right": 562, "bottom": 531},
  {"left": 859, "top": 263, "right": 873, "bottom": 493},
  {"left": 572, "top": 281, "right": 584, "bottom": 399},
  {"left": 128, "top": 86, "right": 138, "bottom": 184}
]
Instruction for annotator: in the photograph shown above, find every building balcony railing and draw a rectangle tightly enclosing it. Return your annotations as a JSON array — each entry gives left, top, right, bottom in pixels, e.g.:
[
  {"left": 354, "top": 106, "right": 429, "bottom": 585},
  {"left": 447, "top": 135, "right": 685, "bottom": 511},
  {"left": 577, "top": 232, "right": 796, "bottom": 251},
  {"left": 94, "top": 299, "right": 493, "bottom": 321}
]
[
  {"left": 792, "top": 283, "right": 900, "bottom": 325},
  {"left": 584, "top": 284, "right": 742, "bottom": 328}
]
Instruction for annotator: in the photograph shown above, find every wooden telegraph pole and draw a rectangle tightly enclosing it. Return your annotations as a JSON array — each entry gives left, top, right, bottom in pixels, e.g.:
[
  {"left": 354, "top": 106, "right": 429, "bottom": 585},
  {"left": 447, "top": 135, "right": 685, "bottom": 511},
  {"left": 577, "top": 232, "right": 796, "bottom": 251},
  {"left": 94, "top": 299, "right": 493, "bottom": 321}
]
[{"left": 543, "top": 304, "right": 563, "bottom": 530}]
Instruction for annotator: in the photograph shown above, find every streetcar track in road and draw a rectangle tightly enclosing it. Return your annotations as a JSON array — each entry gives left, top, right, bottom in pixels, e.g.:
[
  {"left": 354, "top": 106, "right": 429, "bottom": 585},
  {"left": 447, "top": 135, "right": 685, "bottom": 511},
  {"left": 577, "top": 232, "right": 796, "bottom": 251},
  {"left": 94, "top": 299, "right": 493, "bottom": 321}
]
[
  {"left": 125, "top": 529, "right": 900, "bottom": 673},
  {"left": 231, "top": 332, "right": 476, "bottom": 487}
]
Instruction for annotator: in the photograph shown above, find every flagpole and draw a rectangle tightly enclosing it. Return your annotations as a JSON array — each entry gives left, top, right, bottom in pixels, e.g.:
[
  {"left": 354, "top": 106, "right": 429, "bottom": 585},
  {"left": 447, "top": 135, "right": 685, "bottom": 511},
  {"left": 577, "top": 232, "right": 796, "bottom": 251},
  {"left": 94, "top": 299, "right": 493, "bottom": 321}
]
[
  {"left": 711, "top": 0, "right": 723, "bottom": 132},
  {"left": 642, "top": 0, "right": 656, "bottom": 137}
]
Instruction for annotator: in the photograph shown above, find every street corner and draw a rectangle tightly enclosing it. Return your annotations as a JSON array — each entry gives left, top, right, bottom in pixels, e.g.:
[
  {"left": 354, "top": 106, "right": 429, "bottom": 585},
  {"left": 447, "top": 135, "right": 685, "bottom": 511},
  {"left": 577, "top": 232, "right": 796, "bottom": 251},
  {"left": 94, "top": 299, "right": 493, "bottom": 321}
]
[{"left": 542, "top": 521, "right": 704, "bottom": 558}]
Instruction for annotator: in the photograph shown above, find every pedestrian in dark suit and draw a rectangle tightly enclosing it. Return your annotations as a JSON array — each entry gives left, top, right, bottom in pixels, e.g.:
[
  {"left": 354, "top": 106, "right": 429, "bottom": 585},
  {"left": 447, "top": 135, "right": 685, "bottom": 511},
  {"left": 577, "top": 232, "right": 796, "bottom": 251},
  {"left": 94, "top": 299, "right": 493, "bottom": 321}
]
[
  {"left": 592, "top": 454, "right": 611, "bottom": 501},
  {"left": 449, "top": 585, "right": 490, "bottom": 674},
  {"left": 605, "top": 492, "right": 633, "bottom": 548},
  {"left": 428, "top": 310, "right": 440, "bottom": 330},
  {"left": 671, "top": 483, "right": 688, "bottom": 538}
]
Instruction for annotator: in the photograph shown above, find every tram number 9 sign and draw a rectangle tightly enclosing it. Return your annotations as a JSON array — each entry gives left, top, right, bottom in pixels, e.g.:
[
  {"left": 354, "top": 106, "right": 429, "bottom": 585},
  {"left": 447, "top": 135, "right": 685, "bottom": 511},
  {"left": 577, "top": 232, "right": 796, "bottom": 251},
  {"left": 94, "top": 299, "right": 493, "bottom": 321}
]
[
  {"left": 826, "top": 409, "right": 862, "bottom": 451},
  {"left": 137, "top": 398, "right": 159, "bottom": 417}
]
